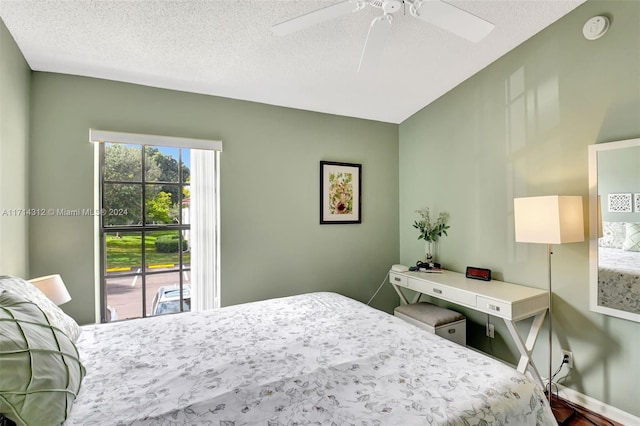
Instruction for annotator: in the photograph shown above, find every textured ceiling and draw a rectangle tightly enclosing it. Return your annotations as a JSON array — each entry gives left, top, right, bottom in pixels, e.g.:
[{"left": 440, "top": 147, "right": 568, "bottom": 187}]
[{"left": 0, "top": 0, "right": 586, "bottom": 123}]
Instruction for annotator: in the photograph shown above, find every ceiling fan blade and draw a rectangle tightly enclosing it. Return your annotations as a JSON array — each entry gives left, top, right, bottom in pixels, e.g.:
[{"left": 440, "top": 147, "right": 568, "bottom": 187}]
[
  {"left": 411, "top": 0, "right": 494, "bottom": 43},
  {"left": 272, "top": 1, "right": 362, "bottom": 36},
  {"left": 358, "top": 15, "right": 393, "bottom": 72}
]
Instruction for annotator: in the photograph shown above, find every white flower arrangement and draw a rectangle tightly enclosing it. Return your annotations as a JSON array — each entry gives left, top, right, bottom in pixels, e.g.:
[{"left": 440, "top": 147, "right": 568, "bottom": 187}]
[{"left": 413, "top": 207, "right": 450, "bottom": 242}]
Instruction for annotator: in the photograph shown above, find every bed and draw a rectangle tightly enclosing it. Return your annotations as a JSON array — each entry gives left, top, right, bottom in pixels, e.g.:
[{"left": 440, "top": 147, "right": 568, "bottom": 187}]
[
  {"left": 598, "top": 247, "right": 640, "bottom": 314},
  {"left": 597, "top": 222, "right": 640, "bottom": 314},
  {"left": 0, "top": 276, "right": 555, "bottom": 425}
]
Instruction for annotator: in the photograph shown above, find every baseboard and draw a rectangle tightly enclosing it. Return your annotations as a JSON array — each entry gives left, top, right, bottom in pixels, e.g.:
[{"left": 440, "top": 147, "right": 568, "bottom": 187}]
[{"left": 556, "top": 383, "right": 639, "bottom": 425}]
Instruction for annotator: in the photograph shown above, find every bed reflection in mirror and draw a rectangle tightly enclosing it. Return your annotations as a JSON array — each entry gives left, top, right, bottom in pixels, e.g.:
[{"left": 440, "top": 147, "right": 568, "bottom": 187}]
[{"left": 588, "top": 138, "right": 640, "bottom": 323}]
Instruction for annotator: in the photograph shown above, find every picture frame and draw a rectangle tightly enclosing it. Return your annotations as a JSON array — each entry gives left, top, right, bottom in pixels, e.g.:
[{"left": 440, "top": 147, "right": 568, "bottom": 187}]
[
  {"left": 320, "top": 161, "right": 361, "bottom": 224},
  {"left": 607, "top": 193, "right": 632, "bottom": 212}
]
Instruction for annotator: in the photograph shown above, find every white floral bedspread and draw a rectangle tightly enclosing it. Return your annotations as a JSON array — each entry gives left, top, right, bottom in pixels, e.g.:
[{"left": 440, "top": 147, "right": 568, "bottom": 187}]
[
  {"left": 67, "top": 292, "right": 555, "bottom": 425},
  {"left": 598, "top": 247, "right": 640, "bottom": 313}
]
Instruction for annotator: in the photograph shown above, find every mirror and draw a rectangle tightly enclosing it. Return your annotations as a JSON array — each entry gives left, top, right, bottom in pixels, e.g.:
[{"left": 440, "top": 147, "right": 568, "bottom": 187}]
[{"left": 588, "top": 138, "right": 640, "bottom": 323}]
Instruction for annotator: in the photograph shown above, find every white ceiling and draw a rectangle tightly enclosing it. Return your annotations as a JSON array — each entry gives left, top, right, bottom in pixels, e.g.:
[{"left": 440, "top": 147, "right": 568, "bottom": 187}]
[{"left": 0, "top": 0, "right": 586, "bottom": 124}]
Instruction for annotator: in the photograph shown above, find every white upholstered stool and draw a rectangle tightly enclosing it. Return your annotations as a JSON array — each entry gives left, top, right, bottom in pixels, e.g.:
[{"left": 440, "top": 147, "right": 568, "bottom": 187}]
[{"left": 394, "top": 302, "right": 466, "bottom": 346}]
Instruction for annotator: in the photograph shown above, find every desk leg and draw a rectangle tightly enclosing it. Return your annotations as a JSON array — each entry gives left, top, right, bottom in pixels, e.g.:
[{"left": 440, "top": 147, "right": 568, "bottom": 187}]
[
  {"left": 503, "top": 311, "right": 547, "bottom": 389},
  {"left": 391, "top": 284, "right": 422, "bottom": 305},
  {"left": 391, "top": 284, "right": 410, "bottom": 305}
]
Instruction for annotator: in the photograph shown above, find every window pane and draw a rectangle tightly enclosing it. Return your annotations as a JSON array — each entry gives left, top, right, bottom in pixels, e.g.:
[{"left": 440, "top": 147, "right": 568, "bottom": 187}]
[
  {"left": 181, "top": 149, "right": 190, "bottom": 183},
  {"left": 182, "top": 230, "right": 191, "bottom": 267},
  {"left": 103, "top": 183, "right": 141, "bottom": 226},
  {"left": 105, "top": 231, "right": 142, "bottom": 273},
  {"left": 146, "top": 271, "right": 190, "bottom": 317},
  {"left": 145, "top": 145, "right": 180, "bottom": 183},
  {"left": 104, "top": 143, "right": 142, "bottom": 182},
  {"left": 146, "top": 230, "right": 185, "bottom": 272},
  {"left": 145, "top": 184, "right": 180, "bottom": 224},
  {"left": 100, "top": 142, "right": 199, "bottom": 323},
  {"left": 105, "top": 275, "right": 143, "bottom": 321},
  {"left": 181, "top": 184, "right": 190, "bottom": 225}
]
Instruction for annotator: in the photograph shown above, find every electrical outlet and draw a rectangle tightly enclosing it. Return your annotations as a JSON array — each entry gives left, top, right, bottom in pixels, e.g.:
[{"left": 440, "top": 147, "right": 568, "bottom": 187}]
[
  {"left": 486, "top": 323, "right": 495, "bottom": 339},
  {"left": 561, "top": 350, "right": 573, "bottom": 369}
]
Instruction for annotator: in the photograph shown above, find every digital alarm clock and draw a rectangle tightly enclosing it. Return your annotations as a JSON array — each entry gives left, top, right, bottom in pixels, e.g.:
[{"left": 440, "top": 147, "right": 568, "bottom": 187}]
[{"left": 465, "top": 266, "right": 491, "bottom": 281}]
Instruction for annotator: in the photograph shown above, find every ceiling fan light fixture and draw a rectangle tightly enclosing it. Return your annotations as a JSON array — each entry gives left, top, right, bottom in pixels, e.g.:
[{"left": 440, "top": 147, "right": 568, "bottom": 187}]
[
  {"left": 272, "top": 0, "right": 495, "bottom": 70},
  {"left": 382, "top": 0, "right": 402, "bottom": 14}
]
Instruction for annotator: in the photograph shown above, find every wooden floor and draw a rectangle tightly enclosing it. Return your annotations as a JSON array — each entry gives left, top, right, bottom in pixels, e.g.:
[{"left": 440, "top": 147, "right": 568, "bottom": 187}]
[{"left": 550, "top": 395, "right": 622, "bottom": 426}]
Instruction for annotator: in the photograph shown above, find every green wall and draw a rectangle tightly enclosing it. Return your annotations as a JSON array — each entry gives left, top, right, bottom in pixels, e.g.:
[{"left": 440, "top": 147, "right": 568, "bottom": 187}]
[
  {"left": 0, "top": 19, "right": 30, "bottom": 277},
  {"left": 598, "top": 145, "right": 640, "bottom": 223},
  {"left": 28, "top": 73, "right": 400, "bottom": 325},
  {"left": 399, "top": 0, "right": 639, "bottom": 416}
]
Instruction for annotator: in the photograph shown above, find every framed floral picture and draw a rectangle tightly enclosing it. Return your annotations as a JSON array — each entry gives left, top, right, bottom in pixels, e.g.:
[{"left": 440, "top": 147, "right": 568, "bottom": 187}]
[{"left": 320, "top": 161, "right": 361, "bottom": 224}]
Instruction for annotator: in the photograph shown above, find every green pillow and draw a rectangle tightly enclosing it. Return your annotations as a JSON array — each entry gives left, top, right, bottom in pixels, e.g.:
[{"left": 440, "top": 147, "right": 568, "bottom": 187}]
[
  {"left": 622, "top": 223, "right": 640, "bottom": 252},
  {"left": 0, "top": 289, "right": 86, "bottom": 426},
  {"left": 0, "top": 276, "right": 81, "bottom": 342}
]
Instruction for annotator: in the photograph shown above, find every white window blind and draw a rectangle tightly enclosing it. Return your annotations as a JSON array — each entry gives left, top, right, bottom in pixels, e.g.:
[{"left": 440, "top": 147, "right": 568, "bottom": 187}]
[
  {"left": 190, "top": 149, "right": 221, "bottom": 310},
  {"left": 89, "top": 129, "right": 222, "bottom": 152}
]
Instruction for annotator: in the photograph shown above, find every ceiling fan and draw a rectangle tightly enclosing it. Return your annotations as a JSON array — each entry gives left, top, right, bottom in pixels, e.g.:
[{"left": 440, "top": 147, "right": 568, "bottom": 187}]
[{"left": 271, "top": 0, "right": 495, "bottom": 72}]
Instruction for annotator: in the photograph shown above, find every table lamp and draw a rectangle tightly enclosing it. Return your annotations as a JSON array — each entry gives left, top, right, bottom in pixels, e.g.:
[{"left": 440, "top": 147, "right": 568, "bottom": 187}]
[{"left": 29, "top": 274, "right": 72, "bottom": 306}]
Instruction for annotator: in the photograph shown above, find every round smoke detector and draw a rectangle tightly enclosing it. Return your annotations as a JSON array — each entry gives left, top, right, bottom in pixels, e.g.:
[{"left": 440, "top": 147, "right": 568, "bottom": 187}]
[{"left": 583, "top": 16, "right": 610, "bottom": 40}]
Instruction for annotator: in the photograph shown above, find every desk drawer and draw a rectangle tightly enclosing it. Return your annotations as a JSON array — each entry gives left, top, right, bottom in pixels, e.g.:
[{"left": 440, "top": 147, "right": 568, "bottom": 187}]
[
  {"left": 389, "top": 272, "right": 408, "bottom": 287},
  {"left": 477, "top": 296, "right": 511, "bottom": 318},
  {"left": 411, "top": 279, "right": 476, "bottom": 307}
]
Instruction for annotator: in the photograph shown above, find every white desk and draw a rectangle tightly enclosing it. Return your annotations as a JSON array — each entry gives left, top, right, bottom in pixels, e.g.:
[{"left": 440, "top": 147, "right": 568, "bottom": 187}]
[{"left": 389, "top": 269, "right": 549, "bottom": 388}]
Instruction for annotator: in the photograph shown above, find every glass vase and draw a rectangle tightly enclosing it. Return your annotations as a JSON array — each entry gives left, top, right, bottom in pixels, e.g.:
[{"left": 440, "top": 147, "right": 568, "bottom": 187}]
[{"left": 424, "top": 240, "right": 434, "bottom": 264}]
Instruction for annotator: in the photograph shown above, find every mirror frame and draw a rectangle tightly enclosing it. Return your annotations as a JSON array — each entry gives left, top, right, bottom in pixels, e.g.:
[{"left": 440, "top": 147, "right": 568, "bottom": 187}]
[{"left": 588, "top": 137, "right": 640, "bottom": 323}]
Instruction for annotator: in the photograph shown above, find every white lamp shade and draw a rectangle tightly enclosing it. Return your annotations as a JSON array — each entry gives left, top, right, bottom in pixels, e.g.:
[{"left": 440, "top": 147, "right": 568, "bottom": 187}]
[
  {"left": 29, "top": 274, "right": 72, "bottom": 305},
  {"left": 514, "top": 195, "right": 585, "bottom": 244}
]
